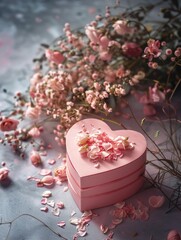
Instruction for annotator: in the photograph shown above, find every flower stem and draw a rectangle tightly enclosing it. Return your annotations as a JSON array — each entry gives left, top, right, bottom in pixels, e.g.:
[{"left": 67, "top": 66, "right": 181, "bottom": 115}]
[{"left": 1, "top": 213, "right": 68, "bottom": 240}]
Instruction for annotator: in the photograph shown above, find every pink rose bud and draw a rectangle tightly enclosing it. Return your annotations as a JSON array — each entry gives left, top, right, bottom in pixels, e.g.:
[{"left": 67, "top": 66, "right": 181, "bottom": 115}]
[
  {"left": 99, "top": 51, "right": 112, "bottom": 61},
  {"left": 0, "top": 118, "right": 19, "bottom": 132},
  {"left": 99, "top": 36, "right": 109, "bottom": 48},
  {"left": 54, "top": 165, "right": 67, "bottom": 182},
  {"left": 45, "top": 49, "right": 65, "bottom": 65},
  {"left": 122, "top": 42, "right": 142, "bottom": 58},
  {"left": 113, "top": 20, "right": 134, "bottom": 35},
  {"left": 85, "top": 26, "right": 100, "bottom": 44},
  {"left": 0, "top": 167, "right": 9, "bottom": 181},
  {"left": 30, "top": 151, "right": 42, "bottom": 166}
]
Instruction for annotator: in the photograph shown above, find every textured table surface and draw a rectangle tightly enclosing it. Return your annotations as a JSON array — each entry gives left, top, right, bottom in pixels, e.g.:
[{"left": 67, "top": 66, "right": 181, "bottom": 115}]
[{"left": 0, "top": 1, "right": 181, "bottom": 240}]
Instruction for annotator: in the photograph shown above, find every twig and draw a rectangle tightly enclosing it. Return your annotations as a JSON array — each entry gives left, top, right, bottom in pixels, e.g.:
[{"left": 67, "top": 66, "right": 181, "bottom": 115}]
[{"left": 0, "top": 213, "right": 68, "bottom": 240}]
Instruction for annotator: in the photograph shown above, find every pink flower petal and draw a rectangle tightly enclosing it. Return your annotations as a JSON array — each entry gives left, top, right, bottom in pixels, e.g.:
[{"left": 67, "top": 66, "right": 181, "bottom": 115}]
[
  {"left": 57, "top": 201, "right": 64, "bottom": 209},
  {"left": 112, "top": 218, "right": 123, "bottom": 225},
  {"left": 39, "top": 169, "right": 52, "bottom": 176},
  {"left": 148, "top": 195, "right": 165, "bottom": 208},
  {"left": 167, "top": 230, "right": 181, "bottom": 240},
  {"left": 70, "top": 217, "right": 79, "bottom": 225},
  {"left": 63, "top": 186, "right": 68, "bottom": 192},
  {"left": 27, "top": 176, "right": 40, "bottom": 182},
  {"left": 41, "top": 175, "right": 55, "bottom": 186},
  {"left": 41, "top": 198, "right": 48, "bottom": 205},
  {"left": 57, "top": 221, "right": 66, "bottom": 228},
  {"left": 48, "top": 159, "right": 56, "bottom": 165},
  {"left": 42, "top": 190, "right": 52, "bottom": 198},
  {"left": 52, "top": 207, "right": 60, "bottom": 216},
  {"left": 40, "top": 206, "right": 48, "bottom": 212},
  {"left": 40, "top": 151, "right": 47, "bottom": 156},
  {"left": 94, "top": 163, "right": 100, "bottom": 168},
  {"left": 71, "top": 210, "right": 76, "bottom": 216},
  {"left": 77, "top": 230, "right": 87, "bottom": 237},
  {"left": 47, "top": 200, "right": 55, "bottom": 208},
  {"left": 100, "top": 224, "right": 109, "bottom": 234}
]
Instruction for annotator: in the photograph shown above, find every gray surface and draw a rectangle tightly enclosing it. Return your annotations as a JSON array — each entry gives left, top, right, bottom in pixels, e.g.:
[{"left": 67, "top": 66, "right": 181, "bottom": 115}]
[{"left": 0, "top": 0, "right": 181, "bottom": 239}]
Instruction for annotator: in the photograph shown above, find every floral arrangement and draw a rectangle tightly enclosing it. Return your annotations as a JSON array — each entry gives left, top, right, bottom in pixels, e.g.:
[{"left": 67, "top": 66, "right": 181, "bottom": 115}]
[{"left": 0, "top": 0, "right": 181, "bottom": 148}]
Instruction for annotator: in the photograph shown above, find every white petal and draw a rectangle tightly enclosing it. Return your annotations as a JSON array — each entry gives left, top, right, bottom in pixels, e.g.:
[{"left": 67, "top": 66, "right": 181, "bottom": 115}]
[
  {"left": 42, "top": 190, "right": 52, "bottom": 198},
  {"left": 57, "top": 221, "right": 66, "bottom": 228},
  {"left": 52, "top": 207, "right": 60, "bottom": 216},
  {"left": 47, "top": 200, "right": 55, "bottom": 208}
]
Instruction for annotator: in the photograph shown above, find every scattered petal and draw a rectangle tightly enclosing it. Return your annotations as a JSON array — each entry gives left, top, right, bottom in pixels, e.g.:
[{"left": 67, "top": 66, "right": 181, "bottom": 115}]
[
  {"left": 41, "top": 175, "right": 55, "bottom": 186},
  {"left": 82, "top": 210, "right": 92, "bottom": 217},
  {"left": 54, "top": 165, "right": 67, "bottom": 182},
  {"left": 109, "top": 224, "right": 116, "bottom": 230},
  {"left": 100, "top": 224, "right": 109, "bottom": 234},
  {"left": 57, "top": 154, "right": 62, "bottom": 159},
  {"left": 37, "top": 181, "right": 44, "bottom": 187},
  {"left": 94, "top": 163, "right": 100, "bottom": 168},
  {"left": 48, "top": 159, "right": 56, "bottom": 165},
  {"left": 40, "top": 206, "right": 48, "bottom": 212},
  {"left": 70, "top": 217, "right": 79, "bottom": 225},
  {"left": 42, "top": 190, "right": 52, "bottom": 198},
  {"left": 112, "top": 218, "right": 123, "bottom": 225},
  {"left": 27, "top": 176, "right": 40, "bottom": 182},
  {"left": 63, "top": 186, "right": 68, "bottom": 192},
  {"left": 77, "top": 230, "right": 87, "bottom": 237},
  {"left": 47, "top": 200, "right": 55, "bottom": 208},
  {"left": 39, "top": 169, "right": 52, "bottom": 176},
  {"left": 57, "top": 221, "right": 66, "bottom": 228},
  {"left": 71, "top": 210, "right": 76, "bottom": 216},
  {"left": 114, "top": 202, "right": 126, "bottom": 209},
  {"left": 40, "top": 151, "right": 47, "bottom": 156},
  {"left": 41, "top": 198, "right": 48, "bottom": 205},
  {"left": 54, "top": 177, "right": 63, "bottom": 185},
  {"left": 52, "top": 207, "right": 60, "bottom": 216},
  {"left": 148, "top": 195, "right": 165, "bottom": 208},
  {"left": 57, "top": 201, "right": 64, "bottom": 209}
]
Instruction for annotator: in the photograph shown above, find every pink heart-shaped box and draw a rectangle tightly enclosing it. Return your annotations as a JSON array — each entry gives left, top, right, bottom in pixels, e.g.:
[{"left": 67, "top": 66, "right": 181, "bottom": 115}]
[{"left": 66, "top": 118, "right": 147, "bottom": 211}]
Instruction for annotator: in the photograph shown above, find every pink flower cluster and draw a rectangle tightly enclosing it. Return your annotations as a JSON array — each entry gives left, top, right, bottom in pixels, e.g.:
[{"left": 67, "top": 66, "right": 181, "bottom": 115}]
[
  {"left": 77, "top": 128, "right": 134, "bottom": 162},
  {"left": 26, "top": 10, "right": 150, "bottom": 144},
  {"left": 144, "top": 39, "right": 181, "bottom": 69}
]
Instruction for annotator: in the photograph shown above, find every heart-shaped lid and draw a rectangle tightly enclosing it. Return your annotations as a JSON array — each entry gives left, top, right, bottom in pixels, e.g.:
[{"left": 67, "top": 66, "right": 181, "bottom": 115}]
[{"left": 66, "top": 118, "right": 147, "bottom": 188}]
